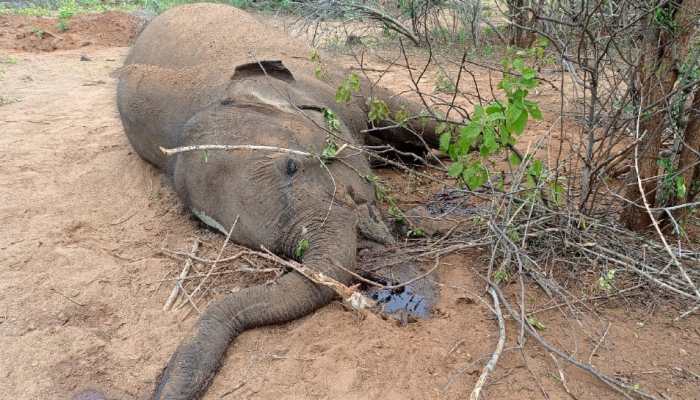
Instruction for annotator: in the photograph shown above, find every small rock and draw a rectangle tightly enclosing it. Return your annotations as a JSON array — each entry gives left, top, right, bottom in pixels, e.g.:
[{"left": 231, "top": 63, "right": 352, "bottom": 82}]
[{"left": 80, "top": 55, "right": 92, "bottom": 62}]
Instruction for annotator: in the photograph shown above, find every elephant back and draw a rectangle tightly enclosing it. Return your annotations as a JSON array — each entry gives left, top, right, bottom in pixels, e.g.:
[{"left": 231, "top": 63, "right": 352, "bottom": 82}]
[{"left": 125, "top": 3, "right": 312, "bottom": 71}]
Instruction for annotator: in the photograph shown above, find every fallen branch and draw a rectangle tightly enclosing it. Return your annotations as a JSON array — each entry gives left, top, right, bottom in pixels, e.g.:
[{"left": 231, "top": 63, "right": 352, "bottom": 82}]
[
  {"left": 489, "top": 282, "right": 659, "bottom": 400},
  {"left": 550, "top": 352, "right": 579, "bottom": 400},
  {"left": 163, "top": 239, "right": 199, "bottom": 311},
  {"left": 259, "top": 246, "right": 375, "bottom": 310},
  {"left": 177, "top": 217, "right": 239, "bottom": 311},
  {"left": 160, "top": 144, "right": 312, "bottom": 158},
  {"left": 469, "top": 286, "right": 506, "bottom": 400}
]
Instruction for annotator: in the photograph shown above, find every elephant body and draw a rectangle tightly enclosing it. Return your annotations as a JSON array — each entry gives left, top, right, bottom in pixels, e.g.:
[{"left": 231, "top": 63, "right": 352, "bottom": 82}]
[{"left": 116, "top": 4, "right": 431, "bottom": 399}]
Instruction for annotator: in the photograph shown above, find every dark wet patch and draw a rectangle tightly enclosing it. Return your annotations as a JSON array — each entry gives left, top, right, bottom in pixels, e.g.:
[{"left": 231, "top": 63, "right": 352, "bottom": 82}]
[
  {"left": 359, "top": 263, "right": 439, "bottom": 321},
  {"left": 365, "top": 285, "right": 433, "bottom": 319}
]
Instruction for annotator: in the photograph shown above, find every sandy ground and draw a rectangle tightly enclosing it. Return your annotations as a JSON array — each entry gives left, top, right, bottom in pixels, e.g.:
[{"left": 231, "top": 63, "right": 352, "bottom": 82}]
[{"left": 1, "top": 12, "right": 699, "bottom": 400}]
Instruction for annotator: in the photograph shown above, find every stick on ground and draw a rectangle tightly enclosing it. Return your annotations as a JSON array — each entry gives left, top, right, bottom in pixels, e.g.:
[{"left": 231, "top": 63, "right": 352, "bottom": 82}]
[
  {"left": 469, "top": 286, "right": 506, "bottom": 400},
  {"left": 163, "top": 239, "right": 200, "bottom": 311}
]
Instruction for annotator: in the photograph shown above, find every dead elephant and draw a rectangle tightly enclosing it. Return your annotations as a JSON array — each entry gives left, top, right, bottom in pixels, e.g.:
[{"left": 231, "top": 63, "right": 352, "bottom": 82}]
[{"left": 116, "top": 3, "right": 438, "bottom": 399}]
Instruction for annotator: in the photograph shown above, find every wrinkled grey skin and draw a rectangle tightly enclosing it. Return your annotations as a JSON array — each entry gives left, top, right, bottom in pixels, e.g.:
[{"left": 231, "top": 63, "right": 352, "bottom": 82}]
[{"left": 114, "top": 3, "right": 434, "bottom": 400}]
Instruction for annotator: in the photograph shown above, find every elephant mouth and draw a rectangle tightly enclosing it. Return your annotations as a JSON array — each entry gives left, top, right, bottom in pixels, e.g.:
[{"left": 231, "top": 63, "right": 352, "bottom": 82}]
[{"left": 296, "top": 104, "right": 325, "bottom": 112}]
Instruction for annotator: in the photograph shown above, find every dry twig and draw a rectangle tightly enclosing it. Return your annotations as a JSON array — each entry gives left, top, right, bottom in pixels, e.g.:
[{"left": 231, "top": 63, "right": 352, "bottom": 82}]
[{"left": 469, "top": 286, "right": 506, "bottom": 400}]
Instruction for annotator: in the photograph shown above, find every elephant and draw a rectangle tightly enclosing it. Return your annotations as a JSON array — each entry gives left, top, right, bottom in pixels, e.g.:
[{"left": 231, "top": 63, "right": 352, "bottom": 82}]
[{"left": 116, "top": 3, "right": 439, "bottom": 399}]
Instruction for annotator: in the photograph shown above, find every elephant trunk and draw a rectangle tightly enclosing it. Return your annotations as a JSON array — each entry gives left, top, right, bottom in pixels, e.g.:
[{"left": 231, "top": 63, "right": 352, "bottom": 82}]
[{"left": 152, "top": 233, "right": 354, "bottom": 400}]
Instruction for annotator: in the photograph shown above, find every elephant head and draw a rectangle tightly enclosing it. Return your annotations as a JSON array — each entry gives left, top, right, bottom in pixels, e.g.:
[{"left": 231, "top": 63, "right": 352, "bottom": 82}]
[{"left": 152, "top": 62, "right": 393, "bottom": 399}]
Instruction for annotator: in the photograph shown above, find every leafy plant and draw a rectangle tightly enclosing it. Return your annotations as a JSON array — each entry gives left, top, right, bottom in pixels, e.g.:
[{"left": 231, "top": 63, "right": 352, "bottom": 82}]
[
  {"left": 56, "top": 0, "right": 76, "bottom": 32},
  {"left": 367, "top": 98, "right": 389, "bottom": 123},
  {"left": 658, "top": 157, "right": 686, "bottom": 203},
  {"left": 335, "top": 72, "right": 360, "bottom": 103},
  {"left": 407, "top": 227, "right": 425, "bottom": 238},
  {"left": 597, "top": 269, "right": 617, "bottom": 292},
  {"left": 527, "top": 316, "right": 546, "bottom": 331},
  {"left": 0, "top": 56, "right": 17, "bottom": 64},
  {"left": 653, "top": 4, "right": 678, "bottom": 34},
  {"left": 321, "top": 108, "right": 340, "bottom": 160},
  {"left": 393, "top": 107, "right": 410, "bottom": 126},
  {"left": 515, "top": 37, "right": 555, "bottom": 67},
  {"left": 294, "top": 238, "right": 310, "bottom": 258},
  {"left": 31, "top": 28, "right": 45, "bottom": 39},
  {"left": 365, "top": 174, "right": 406, "bottom": 225},
  {"left": 56, "top": 20, "right": 69, "bottom": 32},
  {"left": 493, "top": 268, "right": 510, "bottom": 283},
  {"left": 309, "top": 49, "right": 328, "bottom": 80},
  {"left": 439, "top": 56, "right": 542, "bottom": 190}
]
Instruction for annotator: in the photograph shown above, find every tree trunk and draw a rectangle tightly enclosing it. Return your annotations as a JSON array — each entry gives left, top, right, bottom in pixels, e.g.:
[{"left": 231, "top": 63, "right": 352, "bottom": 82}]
[
  {"left": 507, "top": 0, "right": 527, "bottom": 47},
  {"left": 674, "top": 89, "right": 700, "bottom": 220},
  {"left": 621, "top": 0, "right": 698, "bottom": 230}
]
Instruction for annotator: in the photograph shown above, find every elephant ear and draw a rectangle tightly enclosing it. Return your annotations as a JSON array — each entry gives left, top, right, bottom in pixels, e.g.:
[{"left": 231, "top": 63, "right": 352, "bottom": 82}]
[{"left": 231, "top": 60, "right": 295, "bottom": 82}]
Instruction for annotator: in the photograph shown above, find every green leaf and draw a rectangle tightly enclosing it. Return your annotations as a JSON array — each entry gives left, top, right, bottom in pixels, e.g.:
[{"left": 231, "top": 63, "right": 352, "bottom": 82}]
[
  {"left": 335, "top": 86, "right": 350, "bottom": 103},
  {"left": 512, "top": 58, "right": 525, "bottom": 71},
  {"left": 462, "top": 162, "right": 488, "bottom": 190},
  {"left": 309, "top": 49, "right": 321, "bottom": 62},
  {"left": 368, "top": 98, "right": 390, "bottom": 123},
  {"left": 480, "top": 127, "right": 498, "bottom": 156},
  {"left": 510, "top": 91, "right": 526, "bottom": 107},
  {"left": 524, "top": 100, "right": 543, "bottom": 120},
  {"left": 506, "top": 104, "right": 524, "bottom": 125},
  {"left": 448, "top": 146, "right": 459, "bottom": 162},
  {"left": 528, "top": 159, "right": 544, "bottom": 178},
  {"left": 521, "top": 77, "right": 538, "bottom": 89},
  {"left": 389, "top": 204, "right": 405, "bottom": 223},
  {"left": 498, "top": 78, "right": 513, "bottom": 93},
  {"left": 436, "top": 122, "right": 449, "bottom": 135},
  {"left": 335, "top": 73, "right": 361, "bottom": 104},
  {"left": 459, "top": 122, "right": 481, "bottom": 140},
  {"left": 294, "top": 239, "right": 310, "bottom": 259},
  {"left": 507, "top": 106, "right": 528, "bottom": 135},
  {"left": 447, "top": 161, "right": 464, "bottom": 177},
  {"left": 321, "top": 142, "right": 337, "bottom": 159},
  {"left": 521, "top": 67, "right": 536, "bottom": 80},
  {"left": 485, "top": 103, "right": 505, "bottom": 114},
  {"left": 394, "top": 108, "right": 410, "bottom": 125},
  {"left": 527, "top": 316, "right": 546, "bottom": 331},
  {"left": 486, "top": 111, "right": 506, "bottom": 122},
  {"left": 550, "top": 181, "right": 565, "bottom": 205},
  {"left": 509, "top": 152, "right": 521, "bottom": 166},
  {"left": 439, "top": 132, "right": 452, "bottom": 153},
  {"left": 500, "top": 128, "right": 514, "bottom": 146},
  {"left": 676, "top": 176, "right": 687, "bottom": 198},
  {"left": 407, "top": 228, "right": 425, "bottom": 238},
  {"left": 472, "top": 105, "right": 486, "bottom": 121},
  {"left": 347, "top": 73, "right": 360, "bottom": 92},
  {"left": 323, "top": 108, "right": 341, "bottom": 132},
  {"left": 457, "top": 122, "right": 480, "bottom": 152}
]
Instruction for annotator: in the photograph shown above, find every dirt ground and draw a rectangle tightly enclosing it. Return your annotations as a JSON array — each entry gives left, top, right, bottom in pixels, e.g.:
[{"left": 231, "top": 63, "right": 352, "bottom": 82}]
[
  {"left": 1, "top": 11, "right": 699, "bottom": 400},
  {"left": 0, "top": 11, "right": 141, "bottom": 52}
]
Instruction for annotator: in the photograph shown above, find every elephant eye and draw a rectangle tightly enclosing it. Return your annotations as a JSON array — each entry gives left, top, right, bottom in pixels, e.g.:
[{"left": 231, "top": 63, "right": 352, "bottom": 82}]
[{"left": 286, "top": 159, "right": 298, "bottom": 176}]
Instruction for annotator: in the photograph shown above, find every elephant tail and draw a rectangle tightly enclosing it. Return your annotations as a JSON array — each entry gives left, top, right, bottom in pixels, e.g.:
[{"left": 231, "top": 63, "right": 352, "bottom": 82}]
[{"left": 152, "top": 272, "right": 335, "bottom": 400}]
